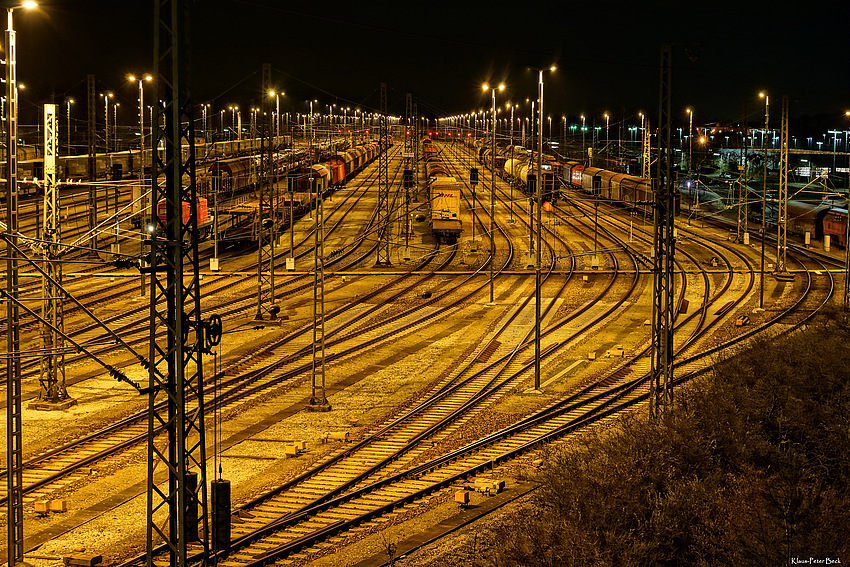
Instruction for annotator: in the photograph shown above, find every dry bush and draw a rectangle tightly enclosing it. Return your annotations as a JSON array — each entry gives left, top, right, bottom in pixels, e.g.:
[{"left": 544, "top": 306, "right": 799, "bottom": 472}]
[{"left": 491, "top": 315, "right": 850, "bottom": 566}]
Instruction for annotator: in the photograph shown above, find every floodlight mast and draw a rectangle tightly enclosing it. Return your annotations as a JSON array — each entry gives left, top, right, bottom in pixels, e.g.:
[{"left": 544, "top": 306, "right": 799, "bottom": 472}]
[{"left": 6, "top": 2, "right": 37, "bottom": 563}]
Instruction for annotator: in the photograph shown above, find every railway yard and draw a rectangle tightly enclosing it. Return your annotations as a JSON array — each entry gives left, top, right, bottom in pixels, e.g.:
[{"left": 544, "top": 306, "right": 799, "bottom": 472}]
[{"left": 0, "top": 135, "right": 847, "bottom": 567}]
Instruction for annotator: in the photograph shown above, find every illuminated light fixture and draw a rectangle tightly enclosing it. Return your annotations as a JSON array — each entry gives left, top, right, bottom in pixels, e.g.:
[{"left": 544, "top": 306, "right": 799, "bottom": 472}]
[{"left": 22, "top": 1, "right": 37, "bottom": 8}]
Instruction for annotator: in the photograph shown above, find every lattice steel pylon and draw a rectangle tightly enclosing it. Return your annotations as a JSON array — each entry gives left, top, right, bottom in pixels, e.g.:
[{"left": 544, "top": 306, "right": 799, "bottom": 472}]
[
  {"left": 308, "top": 175, "right": 330, "bottom": 411},
  {"left": 737, "top": 102, "right": 750, "bottom": 241},
  {"left": 256, "top": 63, "right": 277, "bottom": 320},
  {"left": 650, "top": 44, "right": 676, "bottom": 418},
  {"left": 776, "top": 95, "right": 789, "bottom": 275},
  {"left": 87, "top": 74, "right": 98, "bottom": 256},
  {"left": 4, "top": 12, "right": 24, "bottom": 562},
  {"left": 375, "top": 82, "right": 391, "bottom": 266},
  {"left": 642, "top": 114, "right": 651, "bottom": 180},
  {"left": 39, "top": 104, "right": 69, "bottom": 403},
  {"left": 403, "top": 93, "right": 413, "bottom": 253},
  {"left": 413, "top": 102, "right": 420, "bottom": 200},
  {"left": 146, "top": 0, "right": 209, "bottom": 565}
]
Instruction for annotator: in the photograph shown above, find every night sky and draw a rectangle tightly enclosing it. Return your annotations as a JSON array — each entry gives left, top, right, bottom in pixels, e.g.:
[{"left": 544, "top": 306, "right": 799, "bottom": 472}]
[{"left": 10, "top": 0, "right": 849, "bottom": 133}]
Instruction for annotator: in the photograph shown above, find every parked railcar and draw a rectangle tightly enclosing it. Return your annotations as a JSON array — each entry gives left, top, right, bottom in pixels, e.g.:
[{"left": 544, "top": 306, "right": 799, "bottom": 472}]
[
  {"left": 822, "top": 208, "right": 848, "bottom": 247},
  {"left": 498, "top": 149, "right": 559, "bottom": 204},
  {"left": 422, "top": 137, "right": 462, "bottom": 244},
  {"left": 561, "top": 159, "right": 674, "bottom": 217},
  {"left": 430, "top": 176, "right": 462, "bottom": 244}
]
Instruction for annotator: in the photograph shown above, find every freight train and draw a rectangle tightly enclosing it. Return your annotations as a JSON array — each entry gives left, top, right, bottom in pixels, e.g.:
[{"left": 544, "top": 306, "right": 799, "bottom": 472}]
[
  {"left": 559, "top": 161, "right": 672, "bottom": 217},
  {"left": 465, "top": 138, "right": 561, "bottom": 205},
  {"left": 9, "top": 135, "right": 352, "bottom": 195},
  {"left": 422, "top": 138, "right": 462, "bottom": 244},
  {"left": 204, "top": 140, "right": 387, "bottom": 243}
]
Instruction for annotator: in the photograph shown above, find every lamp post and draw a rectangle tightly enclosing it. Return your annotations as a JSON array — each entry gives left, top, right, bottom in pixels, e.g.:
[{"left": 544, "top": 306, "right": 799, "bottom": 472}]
[
  {"left": 604, "top": 112, "right": 609, "bottom": 151},
  {"left": 129, "top": 74, "right": 152, "bottom": 293},
  {"left": 509, "top": 103, "right": 516, "bottom": 223},
  {"left": 534, "top": 65, "right": 555, "bottom": 392},
  {"left": 581, "top": 114, "right": 586, "bottom": 163},
  {"left": 6, "top": 5, "right": 38, "bottom": 565},
  {"left": 201, "top": 102, "right": 208, "bottom": 142},
  {"left": 228, "top": 105, "right": 238, "bottom": 140},
  {"left": 561, "top": 115, "right": 566, "bottom": 154},
  {"left": 758, "top": 91, "right": 769, "bottom": 310},
  {"left": 268, "top": 90, "right": 282, "bottom": 141},
  {"left": 483, "top": 83, "right": 505, "bottom": 304},
  {"left": 65, "top": 98, "right": 74, "bottom": 154},
  {"left": 250, "top": 106, "right": 258, "bottom": 139},
  {"left": 686, "top": 107, "right": 693, "bottom": 220},
  {"left": 309, "top": 99, "right": 315, "bottom": 144}
]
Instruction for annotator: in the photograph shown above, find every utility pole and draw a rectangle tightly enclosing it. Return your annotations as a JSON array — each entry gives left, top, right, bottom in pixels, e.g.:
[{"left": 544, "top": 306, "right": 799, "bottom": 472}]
[
  {"left": 403, "top": 92, "right": 413, "bottom": 260},
  {"left": 650, "top": 44, "right": 675, "bottom": 418},
  {"left": 775, "top": 95, "right": 790, "bottom": 277},
  {"left": 413, "top": 101, "right": 420, "bottom": 202},
  {"left": 308, "top": 172, "right": 330, "bottom": 412},
  {"left": 376, "top": 82, "right": 391, "bottom": 266},
  {"left": 4, "top": 7, "right": 23, "bottom": 561},
  {"left": 146, "top": 0, "right": 209, "bottom": 564},
  {"left": 256, "top": 63, "right": 277, "bottom": 321},
  {"left": 758, "top": 92, "right": 769, "bottom": 311},
  {"left": 642, "top": 112, "right": 651, "bottom": 180},
  {"left": 737, "top": 101, "right": 749, "bottom": 243}
]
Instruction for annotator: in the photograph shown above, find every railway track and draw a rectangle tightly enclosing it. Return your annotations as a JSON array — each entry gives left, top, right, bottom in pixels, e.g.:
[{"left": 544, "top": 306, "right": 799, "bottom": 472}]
[{"left": 1, "top": 141, "right": 840, "bottom": 565}]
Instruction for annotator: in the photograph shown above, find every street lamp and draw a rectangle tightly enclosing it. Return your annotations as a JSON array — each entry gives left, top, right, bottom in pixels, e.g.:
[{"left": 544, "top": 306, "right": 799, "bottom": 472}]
[
  {"left": 128, "top": 74, "right": 152, "bottom": 285},
  {"left": 604, "top": 112, "right": 610, "bottom": 150},
  {"left": 268, "top": 90, "right": 283, "bottom": 140},
  {"left": 6, "top": 5, "right": 38, "bottom": 565},
  {"left": 758, "top": 91, "right": 769, "bottom": 311},
  {"left": 686, "top": 107, "right": 693, "bottom": 220},
  {"left": 534, "top": 64, "right": 555, "bottom": 392},
  {"left": 581, "top": 114, "right": 586, "bottom": 163},
  {"left": 507, "top": 103, "right": 516, "bottom": 223},
  {"left": 483, "top": 82, "right": 505, "bottom": 304},
  {"left": 561, "top": 115, "right": 566, "bottom": 154},
  {"left": 228, "top": 105, "right": 239, "bottom": 140},
  {"left": 200, "top": 102, "right": 209, "bottom": 141}
]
